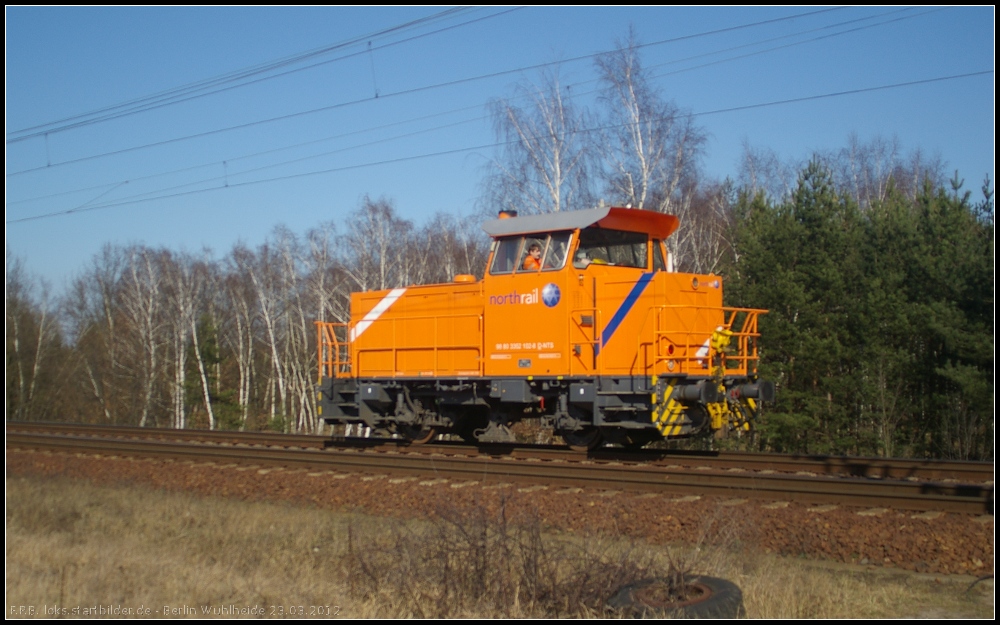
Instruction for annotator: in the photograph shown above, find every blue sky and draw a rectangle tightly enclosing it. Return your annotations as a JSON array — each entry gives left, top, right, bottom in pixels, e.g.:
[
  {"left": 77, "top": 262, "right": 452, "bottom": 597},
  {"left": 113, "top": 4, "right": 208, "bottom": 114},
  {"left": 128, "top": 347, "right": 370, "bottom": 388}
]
[{"left": 6, "top": 6, "right": 994, "bottom": 289}]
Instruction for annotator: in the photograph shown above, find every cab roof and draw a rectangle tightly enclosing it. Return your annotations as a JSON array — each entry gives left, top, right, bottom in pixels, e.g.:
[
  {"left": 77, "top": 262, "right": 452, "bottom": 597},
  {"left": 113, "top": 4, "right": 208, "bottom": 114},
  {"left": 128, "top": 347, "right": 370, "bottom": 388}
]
[{"left": 481, "top": 206, "right": 679, "bottom": 239}]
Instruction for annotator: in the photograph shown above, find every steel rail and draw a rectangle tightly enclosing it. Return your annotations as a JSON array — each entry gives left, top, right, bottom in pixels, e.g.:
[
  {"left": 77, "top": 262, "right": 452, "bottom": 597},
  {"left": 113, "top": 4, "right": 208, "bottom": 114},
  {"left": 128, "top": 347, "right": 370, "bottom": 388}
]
[
  {"left": 7, "top": 422, "right": 993, "bottom": 483},
  {"left": 7, "top": 431, "right": 993, "bottom": 515},
  {"left": 6, "top": 422, "right": 329, "bottom": 449}
]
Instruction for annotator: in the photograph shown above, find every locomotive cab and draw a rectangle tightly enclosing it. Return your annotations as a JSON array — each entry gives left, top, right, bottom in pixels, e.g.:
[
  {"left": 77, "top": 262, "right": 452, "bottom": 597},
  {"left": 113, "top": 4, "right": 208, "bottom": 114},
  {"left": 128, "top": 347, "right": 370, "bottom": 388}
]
[
  {"left": 316, "top": 207, "right": 773, "bottom": 449},
  {"left": 481, "top": 208, "right": 679, "bottom": 381}
]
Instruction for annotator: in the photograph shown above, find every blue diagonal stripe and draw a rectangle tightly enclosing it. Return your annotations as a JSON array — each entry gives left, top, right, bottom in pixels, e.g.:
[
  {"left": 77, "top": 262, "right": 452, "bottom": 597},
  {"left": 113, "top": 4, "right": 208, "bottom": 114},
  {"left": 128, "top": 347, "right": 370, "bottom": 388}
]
[{"left": 597, "top": 272, "right": 655, "bottom": 356}]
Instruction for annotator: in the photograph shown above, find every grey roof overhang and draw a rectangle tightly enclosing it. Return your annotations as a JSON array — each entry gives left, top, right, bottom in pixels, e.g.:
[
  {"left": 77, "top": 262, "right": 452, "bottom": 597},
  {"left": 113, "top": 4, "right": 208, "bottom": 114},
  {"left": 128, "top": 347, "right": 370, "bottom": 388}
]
[{"left": 482, "top": 207, "right": 679, "bottom": 239}]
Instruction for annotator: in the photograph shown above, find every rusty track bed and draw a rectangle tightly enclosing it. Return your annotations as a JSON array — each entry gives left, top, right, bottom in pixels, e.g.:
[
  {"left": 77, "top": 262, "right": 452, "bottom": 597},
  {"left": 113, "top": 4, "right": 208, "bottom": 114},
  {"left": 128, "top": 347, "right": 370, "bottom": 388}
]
[
  {"left": 6, "top": 424, "right": 993, "bottom": 515},
  {"left": 7, "top": 422, "right": 993, "bottom": 482}
]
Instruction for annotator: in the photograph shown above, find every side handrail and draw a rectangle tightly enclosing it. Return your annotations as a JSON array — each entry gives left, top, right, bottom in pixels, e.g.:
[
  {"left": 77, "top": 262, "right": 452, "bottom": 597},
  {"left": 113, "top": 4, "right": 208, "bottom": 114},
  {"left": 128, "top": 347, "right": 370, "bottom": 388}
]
[
  {"left": 316, "top": 321, "right": 350, "bottom": 381},
  {"left": 568, "top": 306, "right": 602, "bottom": 376},
  {"left": 646, "top": 305, "right": 765, "bottom": 377}
]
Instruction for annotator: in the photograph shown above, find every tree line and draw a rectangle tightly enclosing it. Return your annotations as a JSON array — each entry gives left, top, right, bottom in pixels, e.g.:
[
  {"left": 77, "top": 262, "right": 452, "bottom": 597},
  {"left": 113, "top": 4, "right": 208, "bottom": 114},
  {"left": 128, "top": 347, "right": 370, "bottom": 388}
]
[
  {"left": 6, "top": 202, "right": 487, "bottom": 434},
  {"left": 6, "top": 36, "right": 993, "bottom": 459},
  {"left": 727, "top": 165, "right": 993, "bottom": 460}
]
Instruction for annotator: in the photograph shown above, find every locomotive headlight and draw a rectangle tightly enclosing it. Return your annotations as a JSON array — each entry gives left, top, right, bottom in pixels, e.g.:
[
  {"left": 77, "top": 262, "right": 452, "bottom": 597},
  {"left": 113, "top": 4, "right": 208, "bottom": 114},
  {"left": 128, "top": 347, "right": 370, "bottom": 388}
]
[
  {"left": 691, "top": 278, "right": 699, "bottom": 289},
  {"left": 667, "top": 360, "right": 676, "bottom": 371}
]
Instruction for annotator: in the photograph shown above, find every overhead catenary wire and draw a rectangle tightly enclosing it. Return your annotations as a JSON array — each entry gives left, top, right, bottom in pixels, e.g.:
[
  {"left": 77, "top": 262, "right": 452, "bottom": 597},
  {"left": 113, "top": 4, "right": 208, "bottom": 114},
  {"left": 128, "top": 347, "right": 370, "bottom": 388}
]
[
  {"left": 7, "top": 103, "right": 488, "bottom": 207},
  {"left": 5, "top": 6, "right": 491, "bottom": 142},
  {"left": 6, "top": 6, "right": 851, "bottom": 178},
  {"left": 10, "top": 6, "right": 844, "bottom": 144},
  {"left": 4, "top": 6, "right": 945, "bottom": 208},
  {"left": 9, "top": 69, "right": 990, "bottom": 225}
]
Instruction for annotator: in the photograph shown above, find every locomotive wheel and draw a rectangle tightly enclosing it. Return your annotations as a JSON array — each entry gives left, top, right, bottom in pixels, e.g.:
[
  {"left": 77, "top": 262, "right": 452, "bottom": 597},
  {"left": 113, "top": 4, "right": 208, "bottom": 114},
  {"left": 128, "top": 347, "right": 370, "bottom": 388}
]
[
  {"left": 560, "top": 427, "right": 602, "bottom": 451},
  {"left": 398, "top": 425, "right": 437, "bottom": 445}
]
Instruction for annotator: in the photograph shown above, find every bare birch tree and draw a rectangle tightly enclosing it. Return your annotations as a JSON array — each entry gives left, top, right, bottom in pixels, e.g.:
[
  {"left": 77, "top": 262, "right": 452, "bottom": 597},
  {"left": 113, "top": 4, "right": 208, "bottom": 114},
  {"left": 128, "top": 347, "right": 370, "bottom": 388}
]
[
  {"left": 271, "top": 226, "right": 318, "bottom": 433},
  {"left": 235, "top": 240, "right": 292, "bottom": 428},
  {"left": 416, "top": 212, "right": 491, "bottom": 283},
  {"left": 221, "top": 246, "right": 260, "bottom": 428},
  {"left": 189, "top": 256, "right": 219, "bottom": 430},
  {"left": 164, "top": 252, "right": 217, "bottom": 429},
  {"left": 737, "top": 140, "right": 799, "bottom": 202},
  {"left": 596, "top": 30, "right": 705, "bottom": 216},
  {"left": 676, "top": 180, "right": 734, "bottom": 275},
  {"left": 827, "top": 134, "right": 945, "bottom": 208},
  {"left": 6, "top": 254, "right": 62, "bottom": 422},
  {"left": 118, "top": 246, "right": 166, "bottom": 427},
  {"left": 742, "top": 134, "right": 946, "bottom": 209},
  {"left": 304, "top": 221, "right": 350, "bottom": 324},
  {"left": 64, "top": 244, "right": 125, "bottom": 423},
  {"left": 595, "top": 32, "right": 709, "bottom": 270},
  {"left": 484, "top": 69, "right": 593, "bottom": 215},
  {"left": 343, "top": 196, "right": 413, "bottom": 291}
]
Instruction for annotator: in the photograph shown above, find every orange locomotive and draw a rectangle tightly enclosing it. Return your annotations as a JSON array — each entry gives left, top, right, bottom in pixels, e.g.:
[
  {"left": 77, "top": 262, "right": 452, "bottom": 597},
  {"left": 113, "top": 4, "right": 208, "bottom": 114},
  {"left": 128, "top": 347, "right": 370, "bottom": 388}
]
[{"left": 316, "top": 207, "right": 773, "bottom": 449}]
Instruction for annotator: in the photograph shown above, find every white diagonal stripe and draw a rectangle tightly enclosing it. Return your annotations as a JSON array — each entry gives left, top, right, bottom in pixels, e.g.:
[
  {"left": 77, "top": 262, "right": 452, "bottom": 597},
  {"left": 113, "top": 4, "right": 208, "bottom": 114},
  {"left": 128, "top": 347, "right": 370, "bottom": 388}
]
[{"left": 350, "top": 288, "right": 407, "bottom": 342}]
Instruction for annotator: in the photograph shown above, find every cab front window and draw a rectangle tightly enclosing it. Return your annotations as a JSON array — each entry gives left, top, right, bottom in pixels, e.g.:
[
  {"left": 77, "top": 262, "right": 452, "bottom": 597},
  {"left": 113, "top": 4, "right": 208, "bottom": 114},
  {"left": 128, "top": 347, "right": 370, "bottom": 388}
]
[{"left": 575, "top": 228, "right": 648, "bottom": 268}]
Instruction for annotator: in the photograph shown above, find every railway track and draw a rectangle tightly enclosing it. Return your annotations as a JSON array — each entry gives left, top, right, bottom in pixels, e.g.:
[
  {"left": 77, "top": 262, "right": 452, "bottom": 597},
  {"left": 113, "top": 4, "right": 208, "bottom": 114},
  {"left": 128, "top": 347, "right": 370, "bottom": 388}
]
[
  {"left": 6, "top": 423, "right": 993, "bottom": 514},
  {"left": 7, "top": 422, "right": 993, "bottom": 481}
]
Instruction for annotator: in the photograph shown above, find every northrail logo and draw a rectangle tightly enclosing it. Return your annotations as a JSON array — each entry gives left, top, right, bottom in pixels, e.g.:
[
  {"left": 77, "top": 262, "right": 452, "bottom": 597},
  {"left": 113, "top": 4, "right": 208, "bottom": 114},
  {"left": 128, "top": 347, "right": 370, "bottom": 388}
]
[
  {"left": 542, "top": 283, "right": 560, "bottom": 307},
  {"left": 489, "top": 284, "right": 560, "bottom": 307}
]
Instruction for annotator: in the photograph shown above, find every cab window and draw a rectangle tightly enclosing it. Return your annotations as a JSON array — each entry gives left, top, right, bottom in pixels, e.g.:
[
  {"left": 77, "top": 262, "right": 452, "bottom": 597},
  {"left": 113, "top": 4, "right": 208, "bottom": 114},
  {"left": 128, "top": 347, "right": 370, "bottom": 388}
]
[
  {"left": 541, "top": 232, "right": 571, "bottom": 270},
  {"left": 576, "top": 228, "right": 648, "bottom": 268},
  {"left": 490, "top": 237, "right": 523, "bottom": 274},
  {"left": 489, "top": 232, "right": 572, "bottom": 275}
]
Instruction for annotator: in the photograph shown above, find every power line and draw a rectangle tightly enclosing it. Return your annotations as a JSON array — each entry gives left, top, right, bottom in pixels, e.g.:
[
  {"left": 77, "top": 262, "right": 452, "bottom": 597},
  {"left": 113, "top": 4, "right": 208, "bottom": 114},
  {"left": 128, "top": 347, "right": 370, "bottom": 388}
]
[
  {"left": 644, "top": 7, "right": 924, "bottom": 75},
  {"left": 2, "top": 7, "right": 952, "bottom": 207},
  {"left": 649, "top": 8, "right": 945, "bottom": 81},
  {"left": 20, "top": 113, "right": 487, "bottom": 212},
  {"left": 6, "top": 6, "right": 846, "bottom": 177},
  {"left": 3, "top": 7, "right": 943, "bottom": 208},
  {"left": 10, "top": 70, "right": 990, "bottom": 225},
  {"left": 6, "top": 7, "right": 489, "bottom": 142},
  {"left": 7, "top": 103, "right": 487, "bottom": 207},
  {"left": 695, "top": 71, "right": 992, "bottom": 117}
]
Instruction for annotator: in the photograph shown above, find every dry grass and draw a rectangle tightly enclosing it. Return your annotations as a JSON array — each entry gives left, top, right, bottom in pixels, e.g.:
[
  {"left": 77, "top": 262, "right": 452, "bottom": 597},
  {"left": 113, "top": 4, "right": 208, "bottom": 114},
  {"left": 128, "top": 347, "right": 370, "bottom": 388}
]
[
  {"left": 6, "top": 475, "right": 353, "bottom": 618},
  {"left": 343, "top": 496, "right": 660, "bottom": 617},
  {"left": 6, "top": 476, "right": 993, "bottom": 619}
]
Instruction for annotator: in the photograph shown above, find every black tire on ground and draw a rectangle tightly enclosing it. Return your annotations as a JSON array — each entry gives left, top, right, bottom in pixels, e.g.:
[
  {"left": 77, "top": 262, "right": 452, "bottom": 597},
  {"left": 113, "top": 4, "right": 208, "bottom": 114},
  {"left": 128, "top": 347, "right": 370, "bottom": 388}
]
[{"left": 607, "top": 575, "right": 745, "bottom": 619}]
